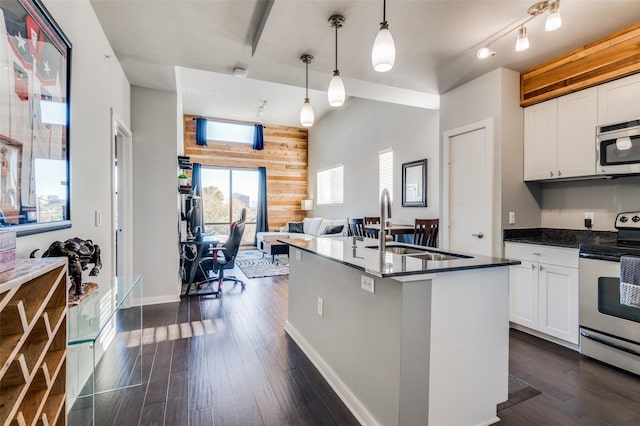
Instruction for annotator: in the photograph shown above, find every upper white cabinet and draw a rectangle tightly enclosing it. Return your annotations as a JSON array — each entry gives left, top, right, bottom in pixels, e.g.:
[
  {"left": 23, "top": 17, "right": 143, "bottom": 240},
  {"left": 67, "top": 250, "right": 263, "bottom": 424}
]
[
  {"left": 524, "top": 87, "right": 597, "bottom": 181},
  {"left": 598, "top": 73, "right": 640, "bottom": 125}
]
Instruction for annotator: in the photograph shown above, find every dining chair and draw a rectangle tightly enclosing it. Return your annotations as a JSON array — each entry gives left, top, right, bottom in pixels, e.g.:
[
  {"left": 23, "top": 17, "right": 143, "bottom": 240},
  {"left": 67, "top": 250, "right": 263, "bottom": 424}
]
[
  {"left": 413, "top": 219, "right": 439, "bottom": 247},
  {"left": 348, "top": 218, "right": 366, "bottom": 237},
  {"left": 364, "top": 216, "right": 380, "bottom": 238}
]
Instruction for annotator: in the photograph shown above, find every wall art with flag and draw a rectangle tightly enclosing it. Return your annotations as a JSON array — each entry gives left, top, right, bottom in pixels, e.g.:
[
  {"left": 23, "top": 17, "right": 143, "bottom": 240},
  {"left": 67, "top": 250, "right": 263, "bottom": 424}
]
[{"left": 0, "top": 0, "right": 72, "bottom": 235}]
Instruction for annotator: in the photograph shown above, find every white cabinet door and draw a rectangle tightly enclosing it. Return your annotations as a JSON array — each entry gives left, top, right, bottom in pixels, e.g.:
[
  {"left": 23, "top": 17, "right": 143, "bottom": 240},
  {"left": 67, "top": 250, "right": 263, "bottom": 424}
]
[
  {"left": 557, "top": 87, "right": 597, "bottom": 178},
  {"left": 538, "top": 263, "right": 579, "bottom": 344},
  {"left": 598, "top": 73, "right": 640, "bottom": 125},
  {"left": 524, "top": 99, "right": 558, "bottom": 181},
  {"left": 509, "top": 260, "right": 539, "bottom": 329}
]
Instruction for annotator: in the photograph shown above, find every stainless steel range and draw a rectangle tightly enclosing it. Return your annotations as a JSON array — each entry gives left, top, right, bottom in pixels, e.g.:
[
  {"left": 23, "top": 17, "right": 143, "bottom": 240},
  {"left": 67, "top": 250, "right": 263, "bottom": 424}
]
[{"left": 579, "top": 212, "right": 640, "bottom": 375}]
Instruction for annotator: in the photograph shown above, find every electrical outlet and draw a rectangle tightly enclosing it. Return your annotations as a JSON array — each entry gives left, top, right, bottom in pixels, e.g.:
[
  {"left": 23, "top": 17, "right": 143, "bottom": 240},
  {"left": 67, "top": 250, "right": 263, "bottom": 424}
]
[
  {"left": 361, "top": 275, "right": 375, "bottom": 294},
  {"left": 509, "top": 211, "right": 516, "bottom": 225},
  {"left": 295, "top": 250, "right": 301, "bottom": 261},
  {"left": 317, "top": 297, "right": 323, "bottom": 316}
]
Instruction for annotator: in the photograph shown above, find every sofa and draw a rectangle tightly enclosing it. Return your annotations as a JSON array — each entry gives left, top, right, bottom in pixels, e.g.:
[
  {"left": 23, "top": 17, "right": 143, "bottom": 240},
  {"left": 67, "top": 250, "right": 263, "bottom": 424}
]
[{"left": 256, "top": 217, "right": 348, "bottom": 252}]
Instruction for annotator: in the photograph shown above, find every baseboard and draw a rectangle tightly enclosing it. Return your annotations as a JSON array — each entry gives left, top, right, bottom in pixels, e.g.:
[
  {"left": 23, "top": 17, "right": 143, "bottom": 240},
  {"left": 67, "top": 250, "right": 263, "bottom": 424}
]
[
  {"left": 284, "top": 321, "right": 378, "bottom": 426},
  {"left": 510, "top": 323, "right": 580, "bottom": 352},
  {"left": 476, "top": 416, "right": 501, "bottom": 426},
  {"left": 141, "top": 294, "right": 180, "bottom": 306}
]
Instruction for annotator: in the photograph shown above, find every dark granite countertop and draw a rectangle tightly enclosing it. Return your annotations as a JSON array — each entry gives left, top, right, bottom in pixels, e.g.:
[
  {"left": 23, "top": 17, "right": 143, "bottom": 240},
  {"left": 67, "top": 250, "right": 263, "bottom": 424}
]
[
  {"left": 281, "top": 236, "right": 519, "bottom": 280},
  {"left": 503, "top": 228, "right": 617, "bottom": 249}
]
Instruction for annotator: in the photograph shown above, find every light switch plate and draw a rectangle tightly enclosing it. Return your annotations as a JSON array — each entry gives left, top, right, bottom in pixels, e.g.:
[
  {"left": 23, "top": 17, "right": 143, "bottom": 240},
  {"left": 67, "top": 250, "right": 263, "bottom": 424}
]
[{"left": 509, "top": 211, "right": 515, "bottom": 225}]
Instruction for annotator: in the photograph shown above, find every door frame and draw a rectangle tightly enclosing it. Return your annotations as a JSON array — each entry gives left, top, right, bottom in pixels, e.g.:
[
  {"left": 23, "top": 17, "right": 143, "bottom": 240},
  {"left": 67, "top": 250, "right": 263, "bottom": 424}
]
[
  {"left": 111, "top": 109, "right": 134, "bottom": 280},
  {"left": 441, "top": 118, "right": 496, "bottom": 255}
]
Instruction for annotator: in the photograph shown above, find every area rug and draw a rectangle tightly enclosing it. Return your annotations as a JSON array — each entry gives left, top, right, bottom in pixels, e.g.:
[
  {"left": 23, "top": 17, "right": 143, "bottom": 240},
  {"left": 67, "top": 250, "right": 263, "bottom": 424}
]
[
  {"left": 235, "top": 249, "right": 289, "bottom": 278},
  {"left": 498, "top": 375, "right": 542, "bottom": 411}
]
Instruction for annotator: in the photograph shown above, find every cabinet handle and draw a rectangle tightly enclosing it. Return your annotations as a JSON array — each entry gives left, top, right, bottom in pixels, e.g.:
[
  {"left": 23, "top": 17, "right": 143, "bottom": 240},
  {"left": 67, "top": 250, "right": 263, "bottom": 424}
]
[
  {"left": 540, "top": 265, "right": 544, "bottom": 271},
  {"left": 532, "top": 252, "right": 541, "bottom": 256},
  {"left": 531, "top": 264, "right": 535, "bottom": 270},
  {"left": 558, "top": 170, "right": 562, "bottom": 176},
  {"left": 550, "top": 171, "right": 554, "bottom": 177}
]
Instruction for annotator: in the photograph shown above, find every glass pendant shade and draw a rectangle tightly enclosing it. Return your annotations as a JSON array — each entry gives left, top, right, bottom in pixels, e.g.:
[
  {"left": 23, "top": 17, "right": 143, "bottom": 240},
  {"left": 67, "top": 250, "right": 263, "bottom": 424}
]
[
  {"left": 545, "top": 3, "right": 562, "bottom": 32},
  {"left": 372, "top": 24, "right": 395, "bottom": 72},
  {"left": 328, "top": 73, "right": 345, "bottom": 107},
  {"left": 515, "top": 26, "right": 529, "bottom": 52},
  {"left": 300, "top": 99, "right": 314, "bottom": 127}
]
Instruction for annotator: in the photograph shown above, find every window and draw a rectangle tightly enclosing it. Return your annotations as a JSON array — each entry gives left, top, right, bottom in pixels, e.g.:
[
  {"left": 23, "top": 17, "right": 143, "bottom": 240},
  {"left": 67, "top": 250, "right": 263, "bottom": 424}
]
[
  {"left": 200, "top": 167, "right": 258, "bottom": 244},
  {"left": 379, "top": 148, "right": 393, "bottom": 201},
  {"left": 317, "top": 165, "right": 344, "bottom": 205},
  {"left": 206, "top": 120, "right": 254, "bottom": 144}
]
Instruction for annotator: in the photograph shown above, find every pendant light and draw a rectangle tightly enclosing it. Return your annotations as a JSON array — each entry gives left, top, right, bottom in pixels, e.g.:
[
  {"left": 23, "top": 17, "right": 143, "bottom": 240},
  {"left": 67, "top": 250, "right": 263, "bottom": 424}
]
[
  {"left": 328, "top": 15, "right": 345, "bottom": 107},
  {"left": 371, "top": 0, "right": 395, "bottom": 72},
  {"left": 300, "top": 54, "right": 314, "bottom": 127},
  {"left": 545, "top": 0, "right": 562, "bottom": 31},
  {"left": 515, "top": 26, "right": 530, "bottom": 52}
]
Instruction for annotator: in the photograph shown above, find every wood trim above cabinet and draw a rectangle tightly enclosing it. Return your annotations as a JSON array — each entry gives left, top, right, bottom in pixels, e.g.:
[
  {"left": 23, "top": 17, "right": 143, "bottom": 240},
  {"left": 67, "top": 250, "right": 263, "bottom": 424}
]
[{"left": 520, "top": 22, "right": 640, "bottom": 107}]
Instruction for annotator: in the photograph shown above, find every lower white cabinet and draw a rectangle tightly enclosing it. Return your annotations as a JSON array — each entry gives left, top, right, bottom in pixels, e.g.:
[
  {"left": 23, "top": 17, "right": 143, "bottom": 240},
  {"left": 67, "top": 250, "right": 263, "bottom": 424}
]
[{"left": 505, "top": 243, "right": 579, "bottom": 344}]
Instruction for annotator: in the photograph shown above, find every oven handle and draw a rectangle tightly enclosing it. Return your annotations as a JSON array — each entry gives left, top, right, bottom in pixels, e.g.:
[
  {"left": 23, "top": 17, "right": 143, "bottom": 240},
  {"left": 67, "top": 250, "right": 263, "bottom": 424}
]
[
  {"left": 579, "top": 252, "right": 621, "bottom": 262},
  {"left": 580, "top": 330, "right": 640, "bottom": 357}
]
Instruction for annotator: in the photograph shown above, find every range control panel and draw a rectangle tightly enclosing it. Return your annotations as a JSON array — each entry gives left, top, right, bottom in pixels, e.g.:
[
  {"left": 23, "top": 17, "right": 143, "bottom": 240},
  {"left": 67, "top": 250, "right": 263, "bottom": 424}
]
[{"left": 615, "top": 211, "right": 640, "bottom": 229}]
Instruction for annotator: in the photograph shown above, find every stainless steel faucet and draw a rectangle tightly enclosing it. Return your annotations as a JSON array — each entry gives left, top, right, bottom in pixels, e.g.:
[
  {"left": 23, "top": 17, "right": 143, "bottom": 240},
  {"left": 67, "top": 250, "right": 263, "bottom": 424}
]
[{"left": 380, "top": 188, "right": 393, "bottom": 253}]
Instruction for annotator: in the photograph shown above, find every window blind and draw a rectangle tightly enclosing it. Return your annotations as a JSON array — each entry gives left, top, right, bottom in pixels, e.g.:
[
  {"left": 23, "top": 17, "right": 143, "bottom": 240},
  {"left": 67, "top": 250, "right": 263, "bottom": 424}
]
[
  {"left": 379, "top": 148, "right": 393, "bottom": 201},
  {"left": 317, "top": 165, "right": 344, "bottom": 205}
]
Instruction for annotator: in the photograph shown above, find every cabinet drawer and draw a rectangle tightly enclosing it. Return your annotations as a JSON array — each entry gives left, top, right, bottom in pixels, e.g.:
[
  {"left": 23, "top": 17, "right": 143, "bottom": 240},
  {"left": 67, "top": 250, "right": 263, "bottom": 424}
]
[{"left": 504, "top": 242, "right": 578, "bottom": 268}]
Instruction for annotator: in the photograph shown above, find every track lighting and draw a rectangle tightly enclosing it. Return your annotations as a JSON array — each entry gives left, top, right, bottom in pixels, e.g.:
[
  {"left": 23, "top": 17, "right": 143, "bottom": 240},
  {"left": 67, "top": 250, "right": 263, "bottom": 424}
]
[
  {"left": 475, "top": 0, "right": 563, "bottom": 60},
  {"left": 545, "top": 0, "right": 562, "bottom": 32},
  {"left": 372, "top": 0, "right": 395, "bottom": 72},
  {"left": 477, "top": 46, "right": 496, "bottom": 60},
  {"left": 515, "top": 26, "right": 530, "bottom": 52},
  {"left": 300, "top": 54, "right": 314, "bottom": 127},
  {"left": 328, "top": 15, "right": 345, "bottom": 107}
]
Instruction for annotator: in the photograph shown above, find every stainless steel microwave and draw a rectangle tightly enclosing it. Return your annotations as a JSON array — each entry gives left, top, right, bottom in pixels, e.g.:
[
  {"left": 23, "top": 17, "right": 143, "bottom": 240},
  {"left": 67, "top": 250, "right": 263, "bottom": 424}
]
[{"left": 596, "top": 119, "right": 640, "bottom": 175}]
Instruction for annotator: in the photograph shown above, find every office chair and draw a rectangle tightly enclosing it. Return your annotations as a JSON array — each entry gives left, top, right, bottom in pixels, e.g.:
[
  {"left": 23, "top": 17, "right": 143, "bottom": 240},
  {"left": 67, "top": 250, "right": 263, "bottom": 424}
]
[{"left": 197, "top": 208, "right": 247, "bottom": 293}]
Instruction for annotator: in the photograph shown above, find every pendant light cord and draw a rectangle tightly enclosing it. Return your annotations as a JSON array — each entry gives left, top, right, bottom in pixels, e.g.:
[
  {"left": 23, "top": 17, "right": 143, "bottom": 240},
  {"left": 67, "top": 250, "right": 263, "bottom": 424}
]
[
  {"left": 305, "top": 61, "right": 309, "bottom": 100},
  {"left": 334, "top": 26, "right": 338, "bottom": 73},
  {"left": 382, "top": 0, "right": 387, "bottom": 23}
]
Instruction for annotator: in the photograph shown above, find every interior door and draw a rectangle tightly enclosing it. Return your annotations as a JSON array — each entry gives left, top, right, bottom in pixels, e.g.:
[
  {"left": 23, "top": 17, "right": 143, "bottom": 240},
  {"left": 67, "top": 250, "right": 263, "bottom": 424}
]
[{"left": 443, "top": 120, "right": 494, "bottom": 256}]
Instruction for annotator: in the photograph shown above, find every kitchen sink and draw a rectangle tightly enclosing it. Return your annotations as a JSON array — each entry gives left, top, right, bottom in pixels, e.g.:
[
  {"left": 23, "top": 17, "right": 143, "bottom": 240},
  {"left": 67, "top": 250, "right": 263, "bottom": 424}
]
[
  {"left": 364, "top": 244, "right": 471, "bottom": 260},
  {"left": 364, "top": 244, "right": 426, "bottom": 255}
]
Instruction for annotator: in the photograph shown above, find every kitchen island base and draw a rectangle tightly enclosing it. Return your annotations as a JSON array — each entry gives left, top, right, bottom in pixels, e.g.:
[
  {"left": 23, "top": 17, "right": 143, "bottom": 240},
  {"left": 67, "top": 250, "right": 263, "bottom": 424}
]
[{"left": 285, "top": 247, "right": 509, "bottom": 426}]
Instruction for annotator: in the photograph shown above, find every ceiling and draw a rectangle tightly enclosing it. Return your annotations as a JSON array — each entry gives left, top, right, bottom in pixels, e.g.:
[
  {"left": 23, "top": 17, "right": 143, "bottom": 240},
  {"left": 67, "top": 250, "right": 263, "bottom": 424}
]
[{"left": 90, "top": 0, "right": 640, "bottom": 127}]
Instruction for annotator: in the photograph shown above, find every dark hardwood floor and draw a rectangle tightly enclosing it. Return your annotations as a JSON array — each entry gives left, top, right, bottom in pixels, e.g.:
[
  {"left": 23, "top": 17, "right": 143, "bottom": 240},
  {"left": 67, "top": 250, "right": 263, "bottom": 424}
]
[{"left": 68, "top": 257, "right": 640, "bottom": 425}]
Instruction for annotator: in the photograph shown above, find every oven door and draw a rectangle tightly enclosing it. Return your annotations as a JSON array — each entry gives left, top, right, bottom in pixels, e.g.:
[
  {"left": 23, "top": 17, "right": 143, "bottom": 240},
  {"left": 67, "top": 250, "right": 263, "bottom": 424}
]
[
  {"left": 596, "top": 131, "right": 640, "bottom": 175},
  {"left": 579, "top": 257, "right": 640, "bottom": 344}
]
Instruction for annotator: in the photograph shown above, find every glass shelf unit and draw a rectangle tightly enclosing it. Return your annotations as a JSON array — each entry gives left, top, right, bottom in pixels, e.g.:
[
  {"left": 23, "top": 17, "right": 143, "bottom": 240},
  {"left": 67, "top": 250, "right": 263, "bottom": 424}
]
[{"left": 67, "top": 274, "right": 142, "bottom": 425}]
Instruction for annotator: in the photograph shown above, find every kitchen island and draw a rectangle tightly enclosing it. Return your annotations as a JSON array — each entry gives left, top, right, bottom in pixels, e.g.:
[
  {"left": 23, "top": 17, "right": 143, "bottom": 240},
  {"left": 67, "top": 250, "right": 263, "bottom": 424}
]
[{"left": 281, "top": 236, "right": 519, "bottom": 426}]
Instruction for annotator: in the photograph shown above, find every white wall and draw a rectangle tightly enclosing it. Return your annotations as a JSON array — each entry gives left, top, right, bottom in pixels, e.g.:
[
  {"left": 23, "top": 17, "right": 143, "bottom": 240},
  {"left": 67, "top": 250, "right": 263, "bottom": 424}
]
[
  {"left": 16, "top": 0, "right": 130, "bottom": 273},
  {"left": 540, "top": 176, "right": 640, "bottom": 231},
  {"left": 308, "top": 98, "right": 440, "bottom": 225},
  {"left": 131, "top": 86, "right": 180, "bottom": 304},
  {"left": 440, "top": 67, "right": 540, "bottom": 241}
]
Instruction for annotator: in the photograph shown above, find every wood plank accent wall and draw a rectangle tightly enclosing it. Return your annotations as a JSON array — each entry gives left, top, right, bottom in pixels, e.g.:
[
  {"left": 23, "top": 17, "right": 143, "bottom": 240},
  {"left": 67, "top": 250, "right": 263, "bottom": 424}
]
[
  {"left": 520, "top": 22, "right": 640, "bottom": 107},
  {"left": 183, "top": 115, "right": 309, "bottom": 232}
]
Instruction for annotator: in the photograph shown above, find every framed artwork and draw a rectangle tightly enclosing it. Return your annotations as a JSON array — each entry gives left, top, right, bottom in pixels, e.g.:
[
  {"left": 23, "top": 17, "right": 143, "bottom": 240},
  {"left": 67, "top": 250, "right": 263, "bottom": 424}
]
[
  {"left": 0, "top": 0, "right": 72, "bottom": 235},
  {"left": 402, "top": 159, "right": 427, "bottom": 207}
]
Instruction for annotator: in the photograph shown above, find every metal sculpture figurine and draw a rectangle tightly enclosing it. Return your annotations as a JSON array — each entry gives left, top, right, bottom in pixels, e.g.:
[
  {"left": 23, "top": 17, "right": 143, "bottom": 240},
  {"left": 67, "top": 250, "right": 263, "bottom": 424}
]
[{"left": 31, "top": 238, "right": 102, "bottom": 295}]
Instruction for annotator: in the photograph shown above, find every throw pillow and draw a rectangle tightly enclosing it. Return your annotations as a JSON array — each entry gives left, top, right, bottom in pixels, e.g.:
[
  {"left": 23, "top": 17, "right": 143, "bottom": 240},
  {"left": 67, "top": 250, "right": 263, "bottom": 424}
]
[
  {"left": 288, "top": 222, "right": 304, "bottom": 233},
  {"left": 323, "top": 224, "right": 344, "bottom": 235}
]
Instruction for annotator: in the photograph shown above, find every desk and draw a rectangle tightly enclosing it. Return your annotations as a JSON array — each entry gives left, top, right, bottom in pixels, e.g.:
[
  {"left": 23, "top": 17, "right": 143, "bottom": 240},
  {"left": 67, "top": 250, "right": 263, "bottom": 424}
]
[
  {"left": 68, "top": 275, "right": 142, "bottom": 425},
  {"left": 365, "top": 224, "right": 415, "bottom": 241},
  {"left": 180, "top": 235, "right": 221, "bottom": 298}
]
